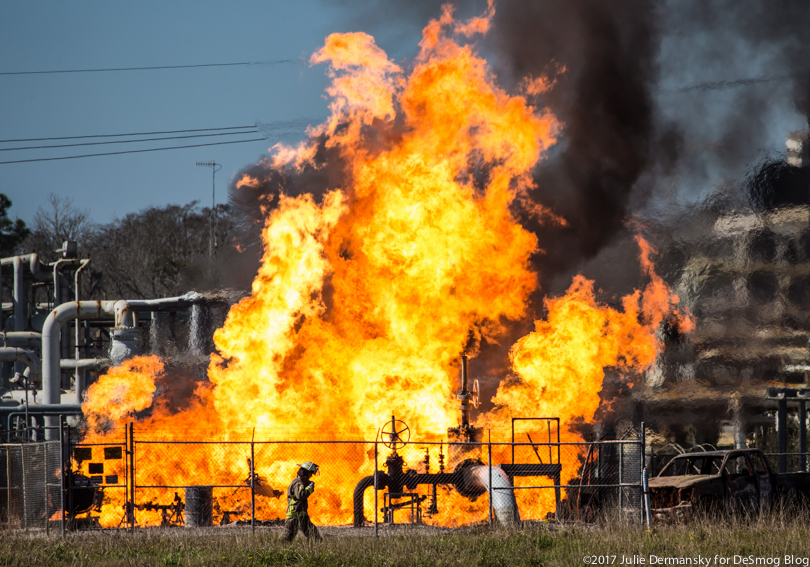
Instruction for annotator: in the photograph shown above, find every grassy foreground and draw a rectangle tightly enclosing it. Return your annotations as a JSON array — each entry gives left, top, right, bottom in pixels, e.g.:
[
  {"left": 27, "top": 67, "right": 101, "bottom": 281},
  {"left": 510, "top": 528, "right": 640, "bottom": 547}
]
[{"left": 1, "top": 513, "right": 809, "bottom": 567}]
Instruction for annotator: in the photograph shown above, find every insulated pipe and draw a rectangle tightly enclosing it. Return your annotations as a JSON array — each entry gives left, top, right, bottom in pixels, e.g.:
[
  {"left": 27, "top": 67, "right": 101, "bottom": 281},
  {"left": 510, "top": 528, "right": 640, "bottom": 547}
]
[
  {"left": 42, "top": 301, "right": 127, "bottom": 405},
  {"left": 12, "top": 256, "right": 24, "bottom": 333},
  {"left": 0, "top": 347, "right": 41, "bottom": 384},
  {"left": 1, "top": 255, "right": 51, "bottom": 370},
  {"left": 468, "top": 465, "right": 520, "bottom": 525},
  {"left": 0, "top": 255, "right": 52, "bottom": 331},
  {"left": 75, "top": 259, "right": 91, "bottom": 408},
  {"left": 42, "top": 293, "right": 203, "bottom": 407},
  {"left": 127, "top": 291, "right": 204, "bottom": 312},
  {"left": 0, "top": 332, "right": 41, "bottom": 349},
  {"left": 42, "top": 301, "right": 129, "bottom": 438},
  {"left": 59, "top": 358, "right": 109, "bottom": 370}
]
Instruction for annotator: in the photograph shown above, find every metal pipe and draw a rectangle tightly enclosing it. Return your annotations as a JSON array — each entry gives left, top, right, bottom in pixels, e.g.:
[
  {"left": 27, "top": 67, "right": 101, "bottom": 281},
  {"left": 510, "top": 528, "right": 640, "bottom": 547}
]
[
  {"left": 2, "top": 404, "right": 83, "bottom": 438},
  {"left": 42, "top": 301, "right": 123, "bottom": 406},
  {"left": 800, "top": 400, "right": 807, "bottom": 473},
  {"left": 642, "top": 467, "right": 652, "bottom": 529},
  {"left": 12, "top": 256, "right": 24, "bottom": 333},
  {"left": 52, "top": 259, "right": 71, "bottom": 309},
  {"left": 458, "top": 355, "right": 470, "bottom": 427},
  {"left": 60, "top": 358, "right": 110, "bottom": 370},
  {"left": 0, "top": 347, "right": 40, "bottom": 384},
  {"left": 251, "top": 430, "right": 255, "bottom": 534},
  {"left": 468, "top": 465, "right": 520, "bottom": 525},
  {"left": 75, "top": 259, "right": 90, "bottom": 406},
  {"left": 488, "top": 432, "right": 493, "bottom": 526},
  {"left": 1, "top": 254, "right": 52, "bottom": 280},
  {"left": 777, "top": 395, "right": 788, "bottom": 473},
  {"left": 353, "top": 475, "right": 377, "bottom": 527},
  {"left": 1, "top": 253, "right": 51, "bottom": 341},
  {"left": 0, "top": 331, "right": 41, "bottom": 349},
  {"left": 126, "top": 291, "right": 204, "bottom": 311}
]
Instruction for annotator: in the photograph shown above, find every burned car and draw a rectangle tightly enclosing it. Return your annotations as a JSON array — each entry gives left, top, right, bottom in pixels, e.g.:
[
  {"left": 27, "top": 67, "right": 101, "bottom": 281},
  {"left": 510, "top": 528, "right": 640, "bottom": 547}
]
[{"left": 649, "top": 448, "right": 810, "bottom": 522}]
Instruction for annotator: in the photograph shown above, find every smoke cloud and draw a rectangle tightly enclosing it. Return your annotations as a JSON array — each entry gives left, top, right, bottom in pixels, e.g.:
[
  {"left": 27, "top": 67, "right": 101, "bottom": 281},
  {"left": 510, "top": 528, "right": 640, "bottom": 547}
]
[{"left": 230, "top": 0, "right": 810, "bottom": 300}]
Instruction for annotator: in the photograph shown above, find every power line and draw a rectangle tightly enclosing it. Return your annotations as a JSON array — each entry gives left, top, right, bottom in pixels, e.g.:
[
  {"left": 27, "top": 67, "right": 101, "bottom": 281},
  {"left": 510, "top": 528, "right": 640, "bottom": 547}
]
[
  {"left": 0, "top": 130, "right": 260, "bottom": 152},
  {"left": 0, "top": 138, "right": 267, "bottom": 165},
  {"left": 0, "top": 125, "right": 257, "bottom": 143},
  {"left": 0, "top": 60, "right": 295, "bottom": 76}
]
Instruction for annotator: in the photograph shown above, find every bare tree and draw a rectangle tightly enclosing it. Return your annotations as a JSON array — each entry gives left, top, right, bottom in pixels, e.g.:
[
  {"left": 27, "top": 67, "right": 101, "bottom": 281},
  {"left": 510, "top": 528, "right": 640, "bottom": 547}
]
[
  {"left": 22, "top": 194, "right": 95, "bottom": 261},
  {"left": 86, "top": 202, "right": 236, "bottom": 299}
]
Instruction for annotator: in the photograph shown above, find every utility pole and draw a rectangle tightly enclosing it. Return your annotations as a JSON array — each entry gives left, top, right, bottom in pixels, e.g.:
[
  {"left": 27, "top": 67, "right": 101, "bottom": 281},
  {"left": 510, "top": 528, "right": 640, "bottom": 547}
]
[{"left": 196, "top": 161, "right": 222, "bottom": 256}]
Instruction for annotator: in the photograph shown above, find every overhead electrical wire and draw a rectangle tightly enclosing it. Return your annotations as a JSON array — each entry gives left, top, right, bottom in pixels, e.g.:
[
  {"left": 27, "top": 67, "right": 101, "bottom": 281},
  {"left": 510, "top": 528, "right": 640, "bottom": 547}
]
[
  {"left": 0, "top": 138, "right": 267, "bottom": 165},
  {"left": 0, "top": 60, "right": 294, "bottom": 76},
  {"left": 0, "top": 125, "right": 257, "bottom": 143},
  {"left": 0, "top": 130, "right": 260, "bottom": 152}
]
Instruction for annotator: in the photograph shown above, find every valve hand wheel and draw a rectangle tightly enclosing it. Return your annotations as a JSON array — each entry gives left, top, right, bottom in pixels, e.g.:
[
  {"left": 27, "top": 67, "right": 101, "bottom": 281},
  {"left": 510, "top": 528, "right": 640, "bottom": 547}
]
[{"left": 380, "top": 419, "right": 411, "bottom": 450}]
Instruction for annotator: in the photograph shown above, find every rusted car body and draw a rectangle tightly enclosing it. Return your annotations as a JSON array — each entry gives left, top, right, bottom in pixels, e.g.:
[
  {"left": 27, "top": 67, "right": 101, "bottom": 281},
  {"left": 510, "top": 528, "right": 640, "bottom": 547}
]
[{"left": 648, "top": 448, "right": 809, "bottom": 521}]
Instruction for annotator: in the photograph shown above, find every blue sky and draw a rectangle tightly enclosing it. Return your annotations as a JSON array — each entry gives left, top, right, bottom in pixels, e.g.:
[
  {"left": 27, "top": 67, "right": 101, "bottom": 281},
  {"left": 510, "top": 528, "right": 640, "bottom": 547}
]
[
  {"left": 0, "top": 1, "right": 400, "bottom": 226},
  {"left": 1, "top": 1, "right": 806, "bottom": 229}
]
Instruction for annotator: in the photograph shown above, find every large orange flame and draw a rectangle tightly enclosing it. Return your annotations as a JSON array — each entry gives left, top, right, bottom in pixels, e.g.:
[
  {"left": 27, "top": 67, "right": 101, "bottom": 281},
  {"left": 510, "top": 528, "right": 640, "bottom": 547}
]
[{"left": 80, "top": 5, "right": 691, "bottom": 528}]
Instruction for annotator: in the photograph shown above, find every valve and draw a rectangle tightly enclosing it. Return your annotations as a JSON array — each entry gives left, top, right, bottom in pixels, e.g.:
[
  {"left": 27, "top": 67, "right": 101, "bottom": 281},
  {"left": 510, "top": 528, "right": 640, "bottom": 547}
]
[
  {"left": 472, "top": 379, "right": 481, "bottom": 409},
  {"left": 380, "top": 415, "right": 411, "bottom": 450}
]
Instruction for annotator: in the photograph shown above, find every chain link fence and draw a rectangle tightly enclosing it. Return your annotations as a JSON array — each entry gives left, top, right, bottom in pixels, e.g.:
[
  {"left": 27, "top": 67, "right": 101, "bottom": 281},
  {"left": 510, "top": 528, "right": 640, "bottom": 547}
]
[
  {"left": 0, "top": 441, "right": 62, "bottom": 531},
  {"left": 2, "top": 425, "right": 647, "bottom": 532}
]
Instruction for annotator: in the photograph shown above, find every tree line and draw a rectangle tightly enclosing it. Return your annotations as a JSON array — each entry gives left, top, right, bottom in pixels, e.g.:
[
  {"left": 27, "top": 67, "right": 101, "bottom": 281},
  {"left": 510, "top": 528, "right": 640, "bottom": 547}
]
[{"left": 1, "top": 193, "right": 258, "bottom": 300}]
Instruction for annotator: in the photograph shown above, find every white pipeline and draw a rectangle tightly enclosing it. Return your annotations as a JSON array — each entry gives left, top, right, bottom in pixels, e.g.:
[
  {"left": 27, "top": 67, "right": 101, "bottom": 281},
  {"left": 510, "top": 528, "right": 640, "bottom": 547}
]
[{"left": 469, "top": 465, "right": 520, "bottom": 525}]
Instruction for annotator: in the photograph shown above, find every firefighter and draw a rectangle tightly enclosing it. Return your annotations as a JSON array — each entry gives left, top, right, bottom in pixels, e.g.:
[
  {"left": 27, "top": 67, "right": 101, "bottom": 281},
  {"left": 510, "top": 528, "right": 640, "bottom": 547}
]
[{"left": 281, "top": 461, "right": 322, "bottom": 542}]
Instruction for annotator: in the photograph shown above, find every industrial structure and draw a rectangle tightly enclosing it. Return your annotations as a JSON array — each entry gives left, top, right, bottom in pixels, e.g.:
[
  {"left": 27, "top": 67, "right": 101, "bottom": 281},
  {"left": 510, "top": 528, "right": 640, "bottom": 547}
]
[
  {"left": 640, "top": 133, "right": 810, "bottom": 468},
  {"left": 2, "top": 135, "right": 810, "bottom": 530},
  {"left": 0, "top": 246, "right": 232, "bottom": 440}
]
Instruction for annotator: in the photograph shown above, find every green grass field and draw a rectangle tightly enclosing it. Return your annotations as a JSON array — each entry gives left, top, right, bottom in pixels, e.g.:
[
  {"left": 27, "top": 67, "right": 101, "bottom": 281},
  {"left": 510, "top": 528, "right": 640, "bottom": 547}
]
[{"left": 1, "top": 512, "right": 809, "bottom": 567}]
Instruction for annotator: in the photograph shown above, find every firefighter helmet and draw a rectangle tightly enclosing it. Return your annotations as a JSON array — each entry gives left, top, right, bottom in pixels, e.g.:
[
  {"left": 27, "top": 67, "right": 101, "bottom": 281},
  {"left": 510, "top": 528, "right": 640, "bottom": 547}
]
[{"left": 297, "top": 461, "right": 319, "bottom": 475}]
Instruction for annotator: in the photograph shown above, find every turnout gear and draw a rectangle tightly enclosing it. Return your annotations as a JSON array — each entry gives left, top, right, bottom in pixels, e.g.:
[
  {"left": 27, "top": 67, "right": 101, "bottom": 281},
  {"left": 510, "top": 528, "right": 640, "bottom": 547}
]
[
  {"left": 282, "top": 462, "right": 322, "bottom": 542},
  {"left": 282, "top": 515, "right": 320, "bottom": 542},
  {"left": 286, "top": 477, "right": 315, "bottom": 518}
]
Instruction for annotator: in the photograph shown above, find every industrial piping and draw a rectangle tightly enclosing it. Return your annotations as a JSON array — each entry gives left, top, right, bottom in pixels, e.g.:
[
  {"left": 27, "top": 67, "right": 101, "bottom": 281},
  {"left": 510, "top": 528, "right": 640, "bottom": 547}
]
[
  {"left": 468, "top": 465, "right": 520, "bottom": 524},
  {"left": 353, "top": 475, "right": 382, "bottom": 527},
  {"left": 42, "top": 300, "right": 131, "bottom": 406},
  {"left": 0, "top": 332, "right": 41, "bottom": 349},
  {"left": 1, "top": 254, "right": 52, "bottom": 334},
  {"left": 351, "top": 462, "right": 520, "bottom": 527},
  {"left": 42, "top": 292, "right": 206, "bottom": 407},
  {"left": 0, "top": 347, "right": 40, "bottom": 385}
]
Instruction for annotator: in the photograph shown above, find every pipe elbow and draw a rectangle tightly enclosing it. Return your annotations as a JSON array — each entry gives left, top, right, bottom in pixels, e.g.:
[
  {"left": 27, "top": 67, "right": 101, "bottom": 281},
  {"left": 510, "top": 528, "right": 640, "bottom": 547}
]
[
  {"left": 113, "top": 299, "right": 135, "bottom": 328},
  {"left": 353, "top": 472, "right": 388, "bottom": 528},
  {"left": 353, "top": 475, "right": 376, "bottom": 528}
]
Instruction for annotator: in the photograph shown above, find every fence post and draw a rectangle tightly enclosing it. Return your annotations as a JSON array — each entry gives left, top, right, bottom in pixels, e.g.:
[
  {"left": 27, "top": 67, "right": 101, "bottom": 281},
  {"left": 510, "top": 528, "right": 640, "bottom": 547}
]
[
  {"left": 59, "top": 423, "right": 66, "bottom": 538},
  {"left": 44, "top": 440, "right": 49, "bottom": 537},
  {"left": 799, "top": 400, "right": 807, "bottom": 472},
  {"left": 640, "top": 422, "right": 646, "bottom": 526},
  {"left": 642, "top": 467, "right": 652, "bottom": 530},
  {"left": 67, "top": 424, "right": 74, "bottom": 533},
  {"left": 488, "top": 431, "right": 492, "bottom": 527},
  {"left": 374, "top": 438, "right": 378, "bottom": 537},
  {"left": 128, "top": 421, "right": 135, "bottom": 531},
  {"left": 618, "top": 439, "right": 624, "bottom": 521},
  {"left": 21, "top": 443, "right": 28, "bottom": 530},
  {"left": 251, "top": 428, "right": 255, "bottom": 534}
]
